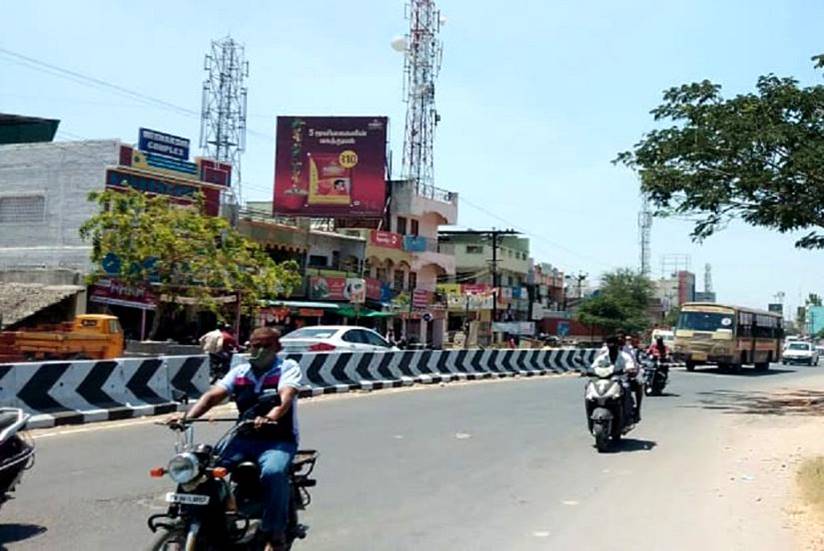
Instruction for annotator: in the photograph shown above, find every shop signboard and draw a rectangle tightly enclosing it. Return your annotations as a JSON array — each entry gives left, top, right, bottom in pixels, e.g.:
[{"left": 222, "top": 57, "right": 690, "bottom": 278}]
[
  {"left": 345, "top": 278, "right": 366, "bottom": 304},
  {"left": 309, "top": 276, "right": 347, "bottom": 300},
  {"left": 89, "top": 278, "right": 157, "bottom": 310},
  {"left": 138, "top": 128, "right": 190, "bottom": 161},
  {"left": 370, "top": 230, "right": 403, "bottom": 249},
  {"left": 274, "top": 116, "right": 387, "bottom": 217},
  {"left": 412, "top": 289, "right": 432, "bottom": 309}
]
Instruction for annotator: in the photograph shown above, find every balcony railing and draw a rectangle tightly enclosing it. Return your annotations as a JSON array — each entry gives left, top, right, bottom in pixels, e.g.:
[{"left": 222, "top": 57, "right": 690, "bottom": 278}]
[{"left": 395, "top": 179, "right": 458, "bottom": 205}]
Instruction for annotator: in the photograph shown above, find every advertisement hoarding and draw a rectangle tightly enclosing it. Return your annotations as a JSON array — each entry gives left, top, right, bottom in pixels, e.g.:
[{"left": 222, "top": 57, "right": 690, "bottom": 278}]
[{"left": 274, "top": 116, "right": 387, "bottom": 217}]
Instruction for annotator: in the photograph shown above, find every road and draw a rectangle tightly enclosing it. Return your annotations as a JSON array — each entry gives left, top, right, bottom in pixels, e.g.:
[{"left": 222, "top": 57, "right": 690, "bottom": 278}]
[{"left": 1, "top": 363, "right": 820, "bottom": 550}]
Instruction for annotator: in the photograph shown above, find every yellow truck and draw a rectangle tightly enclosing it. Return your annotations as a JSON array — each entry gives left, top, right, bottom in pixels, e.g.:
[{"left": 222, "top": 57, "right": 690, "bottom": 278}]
[{"left": 9, "top": 315, "right": 124, "bottom": 361}]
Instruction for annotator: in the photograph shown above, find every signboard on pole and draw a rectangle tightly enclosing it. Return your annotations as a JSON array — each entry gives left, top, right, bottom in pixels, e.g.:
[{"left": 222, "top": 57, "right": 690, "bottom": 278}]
[
  {"left": 273, "top": 116, "right": 388, "bottom": 217},
  {"left": 345, "top": 278, "right": 366, "bottom": 304}
]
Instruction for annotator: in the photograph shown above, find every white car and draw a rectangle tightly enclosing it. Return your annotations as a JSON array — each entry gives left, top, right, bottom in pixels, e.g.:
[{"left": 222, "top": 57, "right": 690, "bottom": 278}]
[
  {"left": 783, "top": 342, "right": 820, "bottom": 366},
  {"left": 280, "top": 325, "right": 397, "bottom": 354}
]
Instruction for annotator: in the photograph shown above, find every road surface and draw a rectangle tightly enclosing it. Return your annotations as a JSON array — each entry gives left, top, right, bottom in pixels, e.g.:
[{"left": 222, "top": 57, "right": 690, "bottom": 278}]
[{"left": 1, "top": 363, "right": 819, "bottom": 550}]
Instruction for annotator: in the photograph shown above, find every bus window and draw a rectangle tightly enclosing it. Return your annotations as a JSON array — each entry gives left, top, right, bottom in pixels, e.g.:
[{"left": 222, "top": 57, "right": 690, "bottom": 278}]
[{"left": 678, "top": 311, "right": 735, "bottom": 332}]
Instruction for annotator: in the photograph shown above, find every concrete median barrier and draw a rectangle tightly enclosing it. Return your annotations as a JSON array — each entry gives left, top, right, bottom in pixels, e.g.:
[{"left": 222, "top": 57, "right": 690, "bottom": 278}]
[{"left": 0, "top": 348, "right": 599, "bottom": 428}]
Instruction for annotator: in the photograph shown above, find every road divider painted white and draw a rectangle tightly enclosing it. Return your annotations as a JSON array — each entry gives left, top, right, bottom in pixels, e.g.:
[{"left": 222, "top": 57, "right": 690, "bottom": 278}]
[{"left": 1, "top": 348, "right": 598, "bottom": 428}]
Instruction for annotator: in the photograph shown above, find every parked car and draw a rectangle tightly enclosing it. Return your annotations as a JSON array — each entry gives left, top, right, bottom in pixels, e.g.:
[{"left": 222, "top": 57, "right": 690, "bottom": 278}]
[
  {"left": 782, "top": 341, "right": 820, "bottom": 366},
  {"left": 280, "top": 326, "right": 398, "bottom": 353}
]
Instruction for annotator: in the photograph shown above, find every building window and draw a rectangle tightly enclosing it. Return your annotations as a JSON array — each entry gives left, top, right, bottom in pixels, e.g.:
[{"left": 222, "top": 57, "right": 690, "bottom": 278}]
[
  {"left": 376, "top": 267, "right": 388, "bottom": 281},
  {"left": 396, "top": 216, "right": 407, "bottom": 235},
  {"left": 466, "top": 245, "right": 483, "bottom": 254},
  {"left": 408, "top": 272, "right": 417, "bottom": 290},
  {"left": 331, "top": 251, "right": 340, "bottom": 269},
  {"left": 411, "top": 219, "right": 419, "bottom": 236},
  {"left": 308, "top": 255, "right": 328, "bottom": 267},
  {"left": 0, "top": 195, "right": 45, "bottom": 224},
  {"left": 394, "top": 269, "right": 405, "bottom": 290}
]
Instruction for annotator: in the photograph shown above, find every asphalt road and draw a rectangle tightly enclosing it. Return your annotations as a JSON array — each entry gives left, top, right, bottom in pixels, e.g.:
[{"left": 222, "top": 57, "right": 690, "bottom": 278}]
[{"left": 1, "top": 363, "right": 819, "bottom": 550}]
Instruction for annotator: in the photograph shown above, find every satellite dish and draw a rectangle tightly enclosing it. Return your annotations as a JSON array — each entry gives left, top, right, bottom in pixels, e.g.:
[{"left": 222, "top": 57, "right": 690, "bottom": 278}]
[{"left": 390, "top": 35, "right": 407, "bottom": 52}]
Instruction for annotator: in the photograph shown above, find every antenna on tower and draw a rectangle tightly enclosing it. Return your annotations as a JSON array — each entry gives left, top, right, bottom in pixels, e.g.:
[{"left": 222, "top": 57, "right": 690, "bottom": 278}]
[
  {"left": 200, "top": 36, "right": 249, "bottom": 205},
  {"left": 704, "top": 263, "right": 713, "bottom": 293},
  {"left": 394, "top": 0, "right": 444, "bottom": 193},
  {"left": 638, "top": 194, "right": 652, "bottom": 276}
]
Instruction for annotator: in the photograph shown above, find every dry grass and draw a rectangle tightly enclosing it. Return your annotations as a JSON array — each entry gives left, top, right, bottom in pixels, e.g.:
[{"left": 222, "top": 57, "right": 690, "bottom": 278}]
[{"left": 798, "top": 457, "right": 824, "bottom": 516}]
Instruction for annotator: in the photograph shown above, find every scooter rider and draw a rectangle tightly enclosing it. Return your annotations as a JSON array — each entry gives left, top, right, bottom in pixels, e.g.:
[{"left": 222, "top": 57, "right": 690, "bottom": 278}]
[
  {"left": 168, "top": 327, "right": 301, "bottom": 551},
  {"left": 593, "top": 335, "right": 643, "bottom": 422},
  {"left": 645, "top": 336, "right": 670, "bottom": 361}
]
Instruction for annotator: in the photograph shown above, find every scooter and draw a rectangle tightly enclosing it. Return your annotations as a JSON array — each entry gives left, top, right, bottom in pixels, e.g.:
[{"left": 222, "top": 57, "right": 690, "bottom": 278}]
[
  {"left": 584, "top": 361, "right": 637, "bottom": 452},
  {"left": 0, "top": 408, "right": 35, "bottom": 510}
]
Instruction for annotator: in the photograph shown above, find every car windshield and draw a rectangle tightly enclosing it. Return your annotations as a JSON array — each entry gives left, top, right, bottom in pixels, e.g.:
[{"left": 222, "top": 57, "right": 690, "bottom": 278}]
[
  {"left": 677, "top": 312, "right": 734, "bottom": 331},
  {"left": 285, "top": 327, "right": 339, "bottom": 339},
  {"left": 788, "top": 343, "right": 810, "bottom": 351}
]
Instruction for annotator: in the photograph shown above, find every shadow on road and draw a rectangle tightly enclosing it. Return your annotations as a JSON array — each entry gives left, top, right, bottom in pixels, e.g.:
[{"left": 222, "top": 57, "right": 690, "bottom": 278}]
[
  {"left": 694, "top": 389, "right": 824, "bottom": 416},
  {"left": 655, "top": 392, "right": 680, "bottom": 398},
  {"left": 0, "top": 523, "right": 47, "bottom": 548},
  {"left": 685, "top": 367, "right": 796, "bottom": 377},
  {"left": 604, "top": 438, "right": 657, "bottom": 454}
]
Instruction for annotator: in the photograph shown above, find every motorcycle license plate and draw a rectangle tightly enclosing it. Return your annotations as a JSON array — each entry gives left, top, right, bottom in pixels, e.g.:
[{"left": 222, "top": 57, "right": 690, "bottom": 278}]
[{"left": 165, "top": 492, "right": 210, "bottom": 506}]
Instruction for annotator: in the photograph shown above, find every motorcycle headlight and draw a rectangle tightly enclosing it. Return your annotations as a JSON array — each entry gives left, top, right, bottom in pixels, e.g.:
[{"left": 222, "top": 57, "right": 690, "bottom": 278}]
[{"left": 168, "top": 452, "right": 200, "bottom": 484}]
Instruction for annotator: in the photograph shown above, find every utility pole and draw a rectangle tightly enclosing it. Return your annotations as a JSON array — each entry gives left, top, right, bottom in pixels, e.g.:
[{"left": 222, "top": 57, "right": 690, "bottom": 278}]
[{"left": 492, "top": 230, "right": 499, "bottom": 322}]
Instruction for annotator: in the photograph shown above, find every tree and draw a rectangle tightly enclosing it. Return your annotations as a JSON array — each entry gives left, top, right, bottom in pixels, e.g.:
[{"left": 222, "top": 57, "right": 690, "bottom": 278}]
[
  {"left": 663, "top": 306, "right": 681, "bottom": 328},
  {"left": 80, "top": 189, "right": 301, "bottom": 338},
  {"left": 616, "top": 55, "right": 824, "bottom": 249},
  {"left": 576, "top": 269, "right": 655, "bottom": 335}
]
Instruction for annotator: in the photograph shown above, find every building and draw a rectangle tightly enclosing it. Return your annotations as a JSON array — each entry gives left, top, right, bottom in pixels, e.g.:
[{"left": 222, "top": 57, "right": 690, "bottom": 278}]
[
  {"left": 0, "top": 131, "right": 232, "bottom": 338},
  {"left": 530, "top": 262, "right": 565, "bottom": 319},
  {"left": 694, "top": 291, "right": 717, "bottom": 303}
]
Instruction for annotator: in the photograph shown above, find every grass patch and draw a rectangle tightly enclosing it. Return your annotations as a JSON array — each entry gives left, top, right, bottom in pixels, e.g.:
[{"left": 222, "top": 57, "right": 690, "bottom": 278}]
[{"left": 798, "top": 457, "right": 824, "bottom": 515}]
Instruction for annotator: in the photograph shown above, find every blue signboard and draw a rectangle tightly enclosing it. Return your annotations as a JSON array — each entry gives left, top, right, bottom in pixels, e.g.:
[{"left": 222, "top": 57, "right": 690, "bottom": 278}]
[
  {"left": 557, "top": 321, "right": 570, "bottom": 337},
  {"left": 138, "top": 128, "right": 190, "bottom": 160},
  {"left": 403, "top": 235, "right": 428, "bottom": 253}
]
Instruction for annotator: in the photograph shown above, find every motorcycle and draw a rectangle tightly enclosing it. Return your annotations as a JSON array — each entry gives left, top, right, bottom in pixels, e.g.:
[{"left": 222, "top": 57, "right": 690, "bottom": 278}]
[
  {"left": 641, "top": 354, "right": 669, "bottom": 396},
  {"left": 584, "top": 360, "right": 637, "bottom": 452},
  {"left": 0, "top": 407, "right": 35, "bottom": 510},
  {"left": 146, "top": 417, "right": 317, "bottom": 550},
  {"left": 208, "top": 353, "right": 233, "bottom": 384}
]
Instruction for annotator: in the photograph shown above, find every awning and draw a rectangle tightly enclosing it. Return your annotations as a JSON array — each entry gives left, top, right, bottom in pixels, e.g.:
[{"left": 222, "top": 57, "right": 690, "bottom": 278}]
[
  {"left": 263, "top": 300, "right": 340, "bottom": 310},
  {"left": 336, "top": 305, "right": 397, "bottom": 319},
  {"left": 0, "top": 283, "right": 85, "bottom": 329}
]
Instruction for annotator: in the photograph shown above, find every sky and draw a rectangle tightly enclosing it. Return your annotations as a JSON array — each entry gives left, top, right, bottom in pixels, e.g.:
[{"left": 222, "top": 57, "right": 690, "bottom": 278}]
[{"left": 2, "top": 0, "right": 823, "bottom": 316}]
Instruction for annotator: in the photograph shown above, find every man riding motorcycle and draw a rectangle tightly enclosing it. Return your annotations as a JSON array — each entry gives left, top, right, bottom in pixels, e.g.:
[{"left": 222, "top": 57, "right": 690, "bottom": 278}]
[
  {"left": 645, "top": 336, "right": 670, "bottom": 361},
  {"left": 592, "top": 335, "right": 643, "bottom": 422},
  {"left": 168, "top": 327, "right": 301, "bottom": 551}
]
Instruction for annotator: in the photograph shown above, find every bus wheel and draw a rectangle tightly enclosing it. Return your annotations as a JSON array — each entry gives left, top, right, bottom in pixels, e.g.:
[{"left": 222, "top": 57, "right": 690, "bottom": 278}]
[
  {"left": 717, "top": 363, "right": 730, "bottom": 372},
  {"left": 685, "top": 361, "right": 695, "bottom": 372}
]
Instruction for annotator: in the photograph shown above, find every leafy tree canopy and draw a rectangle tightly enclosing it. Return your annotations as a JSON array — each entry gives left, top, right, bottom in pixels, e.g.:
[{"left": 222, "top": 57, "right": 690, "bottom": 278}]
[
  {"left": 80, "top": 189, "right": 301, "bottom": 336},
  {"left": 576, "top": 269, "right": 655, "bottom": 335},
  {"left": 616, "top": 55, "right": 824, "bottom": 249}
]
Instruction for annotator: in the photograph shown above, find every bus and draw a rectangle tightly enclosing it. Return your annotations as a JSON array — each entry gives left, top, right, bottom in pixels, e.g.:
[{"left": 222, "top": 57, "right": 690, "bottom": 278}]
[{"left": 673, "top": 303, "right": 783, "bottom": 372}]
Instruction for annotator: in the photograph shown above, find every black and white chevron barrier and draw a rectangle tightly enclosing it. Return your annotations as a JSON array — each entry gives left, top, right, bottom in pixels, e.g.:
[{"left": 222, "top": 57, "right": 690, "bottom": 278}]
[{"left": 1, "top": 348, "right": 599, "bottom": 428}]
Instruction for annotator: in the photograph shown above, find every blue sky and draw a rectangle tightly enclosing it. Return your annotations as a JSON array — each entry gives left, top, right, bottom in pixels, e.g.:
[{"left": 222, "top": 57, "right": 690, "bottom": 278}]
[{"left": 2, "top": 0, "right": 823, "bottom": 316}]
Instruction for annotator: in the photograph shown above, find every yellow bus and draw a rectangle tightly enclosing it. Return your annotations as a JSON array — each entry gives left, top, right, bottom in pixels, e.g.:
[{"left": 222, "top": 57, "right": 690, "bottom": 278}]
[{"left": 673, "top": 303, "right": 783, "bottom": 372}]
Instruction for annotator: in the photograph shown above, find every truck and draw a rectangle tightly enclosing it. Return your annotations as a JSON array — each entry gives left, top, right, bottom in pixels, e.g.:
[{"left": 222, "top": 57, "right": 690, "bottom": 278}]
[{"left": 2, "top": 315, "right": 124, "bottom": 362}]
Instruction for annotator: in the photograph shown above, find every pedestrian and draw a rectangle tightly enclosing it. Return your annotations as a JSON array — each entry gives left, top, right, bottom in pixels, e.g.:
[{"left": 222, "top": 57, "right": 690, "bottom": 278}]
[{"left": 199, "top": 325, "right": 224, "bottom": 355}]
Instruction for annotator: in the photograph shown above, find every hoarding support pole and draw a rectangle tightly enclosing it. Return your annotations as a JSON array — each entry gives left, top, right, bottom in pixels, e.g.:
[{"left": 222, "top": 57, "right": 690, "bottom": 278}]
[{"left": 140, "top": 309, "right": 147, "bottom": 342}]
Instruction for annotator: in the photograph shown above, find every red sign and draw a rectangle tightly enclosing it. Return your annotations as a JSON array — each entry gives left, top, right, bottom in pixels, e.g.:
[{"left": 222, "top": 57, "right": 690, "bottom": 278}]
[
  {"left": 298, "top": 308, "right": 324, "bottom": 317},
  {"left": 309, "top": 276, "right": 347, "bottom": 300},
  {"left": 412, "top": 289, "right": 432, "bottom": 309},
  {"left": 274, "top": 116, "right": 388, "bottom": 218},
  {"left": 366, "top": 278, "right": 382, "bottom": 301},
  {"left": 370, "top": 230, "right": 403, "bottom": 249},
  {"left": 89, "top": 279, "right": 158, "bottom": 310},
  {"left": 462, "top": 284, "right": 492, "bottom": 295}
]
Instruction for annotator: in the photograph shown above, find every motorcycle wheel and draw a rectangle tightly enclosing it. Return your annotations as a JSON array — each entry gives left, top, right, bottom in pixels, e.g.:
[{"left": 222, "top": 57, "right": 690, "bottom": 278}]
[
  {"left": 593, "top": 422, "right": 610, "bottom": 452},
  {"left": 146, "top": 529, "right": 186, "bottom": 551}
]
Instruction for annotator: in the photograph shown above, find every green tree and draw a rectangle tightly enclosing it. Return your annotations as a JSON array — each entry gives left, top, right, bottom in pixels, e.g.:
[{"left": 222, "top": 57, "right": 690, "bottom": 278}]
[
  {"left": 576, "top": 269, "right": 654, "bottom": 335},
  {"left": 616, "top": 55, "right": 824, "bottom": 249},
  {"left": 80, "top": 189, "right": 301, "bottom": 338},
  {"left": 663, "top": 306, "right": 681, "bottom": 328}
]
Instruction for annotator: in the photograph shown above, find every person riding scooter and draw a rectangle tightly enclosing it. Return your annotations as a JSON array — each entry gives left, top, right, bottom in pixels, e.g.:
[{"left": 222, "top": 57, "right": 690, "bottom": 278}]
[{"left": 592, "top": 335, "right": 643, "bottom": 422}]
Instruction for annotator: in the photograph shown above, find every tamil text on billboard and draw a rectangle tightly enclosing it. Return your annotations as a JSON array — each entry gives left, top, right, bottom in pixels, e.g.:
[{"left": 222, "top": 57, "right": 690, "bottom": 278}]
[{"left": 274, "top": 116, "right": 387, "bottom": 217}]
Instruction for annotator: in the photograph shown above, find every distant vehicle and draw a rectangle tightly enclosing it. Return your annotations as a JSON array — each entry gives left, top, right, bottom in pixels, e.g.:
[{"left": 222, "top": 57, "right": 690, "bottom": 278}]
[
  {"left": 673, "top": 303, "right": 783, "bottom": 373},
  {"left": 817, "top": 346, "right": 824, "bottom": 358},
  {"left": 650, "top": 328, "right": 674, "bottom": 347},
  {"left": 280, "top": 325, "right": 398, "bottom": 353},
  {"left": 3, "top": 314, "right": 124, "bottom": 361},
  {"left": 783, "top": 342, "right": 820, "bottom": 366}
]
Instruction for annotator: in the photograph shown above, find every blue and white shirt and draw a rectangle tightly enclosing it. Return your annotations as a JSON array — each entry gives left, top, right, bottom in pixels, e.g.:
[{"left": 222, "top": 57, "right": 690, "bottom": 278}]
[{"left": 218, "top": 357, "right": 302, "bottom": 442}]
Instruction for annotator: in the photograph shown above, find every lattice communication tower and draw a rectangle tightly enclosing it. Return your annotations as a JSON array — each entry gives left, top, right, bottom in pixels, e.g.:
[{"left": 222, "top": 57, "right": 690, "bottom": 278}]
[
  {"left": 200, "top": 36, "right": 248, "bottom": 203},
  {"left": 399, "top": 0, "right": 444, "bottom": 192}
]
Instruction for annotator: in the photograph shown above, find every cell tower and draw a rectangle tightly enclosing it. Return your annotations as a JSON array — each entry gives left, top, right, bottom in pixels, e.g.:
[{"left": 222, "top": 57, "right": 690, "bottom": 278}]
[
  {"left": 638, "top": 195, "right": 652, "bottom": 276},
  {"left": 396, "top": 0, "right": 444, "bottom": 192},
  {"left": 704, "top": 263, "right": 713, "bottom": 293},
  {"left": 200, "top": 36, "right": 248, "bottom": 203},
  {"left": 660, "top": 254, "right": 691, "bottom": 278}
]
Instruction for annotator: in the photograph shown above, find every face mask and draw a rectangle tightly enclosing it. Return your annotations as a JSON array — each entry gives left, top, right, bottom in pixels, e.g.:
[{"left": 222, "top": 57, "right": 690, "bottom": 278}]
[{"left": 249, "top": 346, "right": 278, "bottom": 370}]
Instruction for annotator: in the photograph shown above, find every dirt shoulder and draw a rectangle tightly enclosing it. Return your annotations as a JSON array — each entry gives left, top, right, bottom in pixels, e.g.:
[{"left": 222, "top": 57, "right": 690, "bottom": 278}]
[{"left": 704, "top": 378, "right": 824, "bottom": 550}]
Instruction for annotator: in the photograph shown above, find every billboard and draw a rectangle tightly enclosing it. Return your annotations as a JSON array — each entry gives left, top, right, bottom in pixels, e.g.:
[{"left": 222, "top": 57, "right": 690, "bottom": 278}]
[{"left": 274, "top": 116, "right": 387, "bottom": 217}]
